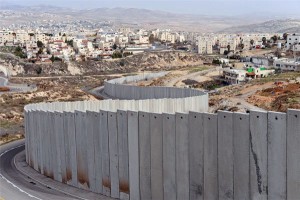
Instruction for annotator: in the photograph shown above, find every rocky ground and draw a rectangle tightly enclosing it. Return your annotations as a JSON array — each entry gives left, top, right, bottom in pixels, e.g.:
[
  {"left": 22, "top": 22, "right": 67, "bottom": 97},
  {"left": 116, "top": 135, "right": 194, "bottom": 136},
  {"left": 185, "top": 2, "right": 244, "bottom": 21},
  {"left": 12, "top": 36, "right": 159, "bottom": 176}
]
[
  {"left": 248, "top": 82, "right": 300, "bottom": 112},
  {"left": 0, "top": 76, "right": 108, "bottom": 144},
  {"left": 0, "top": 51, "right": 210, "bottom": 76}
]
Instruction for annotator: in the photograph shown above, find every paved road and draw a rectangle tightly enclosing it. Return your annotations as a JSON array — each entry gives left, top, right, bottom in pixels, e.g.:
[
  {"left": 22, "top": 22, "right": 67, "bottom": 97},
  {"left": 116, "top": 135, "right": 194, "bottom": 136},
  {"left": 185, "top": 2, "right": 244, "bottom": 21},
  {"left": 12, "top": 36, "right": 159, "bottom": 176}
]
[
  {"left": 0, "top": 140, "right": 79, "bottom": 200},
  {"left": 0, "top": 77, "right": 8, "bottom": 86}
]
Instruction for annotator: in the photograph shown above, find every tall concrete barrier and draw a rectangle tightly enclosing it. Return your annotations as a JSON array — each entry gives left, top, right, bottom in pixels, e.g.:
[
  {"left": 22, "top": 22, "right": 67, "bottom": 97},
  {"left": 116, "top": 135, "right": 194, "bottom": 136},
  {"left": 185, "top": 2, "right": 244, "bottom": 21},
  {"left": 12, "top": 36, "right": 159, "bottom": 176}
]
[{"left": 24, "top": 72, "right": 300, "bottom": 200}]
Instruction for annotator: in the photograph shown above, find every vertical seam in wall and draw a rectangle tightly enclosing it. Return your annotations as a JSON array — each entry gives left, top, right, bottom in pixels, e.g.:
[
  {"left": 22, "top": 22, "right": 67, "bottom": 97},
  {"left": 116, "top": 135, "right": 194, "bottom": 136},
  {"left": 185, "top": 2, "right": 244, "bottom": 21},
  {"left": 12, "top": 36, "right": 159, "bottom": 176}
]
[
  {"left": 232, "top": 113, "right": 234, "bottom": 199},
  {"left": 216, "top": 114, "right": 219, "bottom": 199},
  {"left": 266, "top": 112, "right": 269, "bottom": 200},
  {"left": 285, "top": 111, "right": 288, "bottom": 200}
]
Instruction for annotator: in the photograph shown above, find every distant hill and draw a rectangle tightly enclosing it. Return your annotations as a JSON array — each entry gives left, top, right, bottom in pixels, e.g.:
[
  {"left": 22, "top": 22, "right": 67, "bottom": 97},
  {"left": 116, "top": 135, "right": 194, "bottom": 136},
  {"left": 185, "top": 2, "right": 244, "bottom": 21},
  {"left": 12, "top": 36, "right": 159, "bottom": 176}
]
[
  {"left": 0, "top": 5, "right": 270, "bottom": 32},
  {"left": 219, "top": 19, "right": 300, "bottom": 33},
  {"left": 1, "top": 5, "right": 299, "bottom": 33}
]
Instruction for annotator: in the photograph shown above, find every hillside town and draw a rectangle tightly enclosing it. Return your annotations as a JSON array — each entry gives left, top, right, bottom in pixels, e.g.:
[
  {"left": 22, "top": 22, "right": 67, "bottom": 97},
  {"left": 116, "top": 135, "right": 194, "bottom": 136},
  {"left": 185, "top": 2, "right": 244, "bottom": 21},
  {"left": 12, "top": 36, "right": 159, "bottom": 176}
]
[{"left": 1, "top": 28, "right": 299, "bottom": 85}]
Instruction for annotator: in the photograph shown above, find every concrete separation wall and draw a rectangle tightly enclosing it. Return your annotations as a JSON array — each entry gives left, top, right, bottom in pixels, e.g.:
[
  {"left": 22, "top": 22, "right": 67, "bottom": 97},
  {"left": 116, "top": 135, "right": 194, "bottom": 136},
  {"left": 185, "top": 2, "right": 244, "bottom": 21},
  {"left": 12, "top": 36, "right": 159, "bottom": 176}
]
[{"left": 24, "top": 72, "right": 300, "bottom": 200}]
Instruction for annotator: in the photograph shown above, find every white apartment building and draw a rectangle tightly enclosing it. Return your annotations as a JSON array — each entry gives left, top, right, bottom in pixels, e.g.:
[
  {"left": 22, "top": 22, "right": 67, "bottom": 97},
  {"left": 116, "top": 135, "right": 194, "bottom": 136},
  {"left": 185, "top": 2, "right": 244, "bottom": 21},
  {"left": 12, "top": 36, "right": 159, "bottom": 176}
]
[
  {"left": 158, "top": 32, "right": 176, "bottom": 43},
  {"left": 26, "top": 41, "right": 39, "bottom": 59},
  {"left": 177, "top": 34, "right": 185, "bottom": 43},
  {"left": 198, "top": 37, "right": 213, "bottom": 54},
  {"left": 72, "top": 39, "right": 93, "bottom": 55},
  {"left": 14, "top": 31, "right": 31, "bottom": 45},
  {"left": 286, "top": 34, "right": 300, "bottom": 50},
  {"left": 99, "top": 41, "right": 113, "bottom": 49},
  {"left": 129, "top": 35, "right": 149, "bottom": 45},
  {"left": 293, "top": 43, "right": 300, "bottom": 52},
  {"left": 274, "top": 58, "right": 300, "bottom": 71},
  {"left": 219, "top": 39, "right": 237, "bottom": 53},
  {"left": 223, "top": 69, "right": 247, "bottom": 84},
  {"left": 119, "top": 27, "right": 131, "bottom": 35},
  {"left": 0, "top": 30, "right": 14, "bottom": 46},
  {"left": 115, "top": 35, "right": 129, "bottom": 47},
  {"left": 100, "top": 34, "right": 116, "bottom": 43},
  {"left": 35, "top": 33, "right": 48, "bottom": 44}
]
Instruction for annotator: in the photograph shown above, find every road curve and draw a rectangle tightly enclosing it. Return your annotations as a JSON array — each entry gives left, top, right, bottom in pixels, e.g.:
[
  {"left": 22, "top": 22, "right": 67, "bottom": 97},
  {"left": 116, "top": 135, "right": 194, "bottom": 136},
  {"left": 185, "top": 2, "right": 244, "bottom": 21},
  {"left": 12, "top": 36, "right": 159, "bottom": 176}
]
[{"left": 0, "top": 140, "right": 79, "bottom": 200}]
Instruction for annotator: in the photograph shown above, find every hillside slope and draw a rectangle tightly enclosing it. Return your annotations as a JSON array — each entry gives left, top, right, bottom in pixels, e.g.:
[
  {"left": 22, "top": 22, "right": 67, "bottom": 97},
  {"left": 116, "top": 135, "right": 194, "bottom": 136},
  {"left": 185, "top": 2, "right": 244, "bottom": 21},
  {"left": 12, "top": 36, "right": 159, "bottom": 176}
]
[
  {"left": 220, "top": 19, "right": 300, "bottom": 33},
  {"left": 0, "top": 51, "right": 210, "bottom": 76}
]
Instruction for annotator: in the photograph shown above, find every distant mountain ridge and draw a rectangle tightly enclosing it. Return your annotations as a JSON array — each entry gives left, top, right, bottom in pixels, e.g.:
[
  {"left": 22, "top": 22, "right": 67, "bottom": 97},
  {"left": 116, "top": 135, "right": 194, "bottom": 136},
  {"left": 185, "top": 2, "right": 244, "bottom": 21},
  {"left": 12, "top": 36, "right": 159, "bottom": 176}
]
[
  {"left": 1, "top": 5, "right": 299, "bottom": 33},
  {"left": 219, "top": 19, "right": 300, "bottom": 33}
]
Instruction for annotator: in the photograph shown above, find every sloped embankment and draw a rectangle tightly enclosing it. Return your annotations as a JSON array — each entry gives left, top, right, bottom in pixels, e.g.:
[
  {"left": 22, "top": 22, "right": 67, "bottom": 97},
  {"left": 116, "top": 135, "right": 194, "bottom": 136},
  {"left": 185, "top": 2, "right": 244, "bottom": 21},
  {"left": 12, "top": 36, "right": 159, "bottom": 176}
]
[{"left": 1, "top": 51, "right": 209, "bottom": 76}]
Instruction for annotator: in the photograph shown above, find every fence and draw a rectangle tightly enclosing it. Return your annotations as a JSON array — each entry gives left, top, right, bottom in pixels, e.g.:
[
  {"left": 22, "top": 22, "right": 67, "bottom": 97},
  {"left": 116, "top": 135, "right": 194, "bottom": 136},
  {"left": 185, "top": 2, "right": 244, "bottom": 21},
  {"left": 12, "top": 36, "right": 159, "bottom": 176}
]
[
  {"left": 24, "top": 104, "right": 300, "bottom": 200},
  {"left": 24, "top": 72, "right": 300, "bottom": 200},
  {"left": 104, "top": 72, "right": 207, "bottom": 100}
]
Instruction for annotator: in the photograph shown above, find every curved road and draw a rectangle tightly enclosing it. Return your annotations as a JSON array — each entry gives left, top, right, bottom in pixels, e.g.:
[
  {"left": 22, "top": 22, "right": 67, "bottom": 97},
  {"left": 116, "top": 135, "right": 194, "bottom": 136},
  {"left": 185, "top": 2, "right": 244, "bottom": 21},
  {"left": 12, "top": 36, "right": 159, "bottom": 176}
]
[
  {"left": 0, "top": 140, "right": 79, "bottom": 200},
  {"left": 0, "top": 77, "right": 8, "bottom": 86}
]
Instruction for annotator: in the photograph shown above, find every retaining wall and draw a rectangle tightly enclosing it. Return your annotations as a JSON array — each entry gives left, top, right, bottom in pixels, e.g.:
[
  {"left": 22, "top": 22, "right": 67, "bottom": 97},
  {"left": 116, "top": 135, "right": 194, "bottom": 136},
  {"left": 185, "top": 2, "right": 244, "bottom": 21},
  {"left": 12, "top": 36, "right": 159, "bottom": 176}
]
[
  {"left": 104, "top": 72, "right": 207, "bottom": 100},
  {"left": 24, "top": 72, "right": 300, "bottom": 200}
]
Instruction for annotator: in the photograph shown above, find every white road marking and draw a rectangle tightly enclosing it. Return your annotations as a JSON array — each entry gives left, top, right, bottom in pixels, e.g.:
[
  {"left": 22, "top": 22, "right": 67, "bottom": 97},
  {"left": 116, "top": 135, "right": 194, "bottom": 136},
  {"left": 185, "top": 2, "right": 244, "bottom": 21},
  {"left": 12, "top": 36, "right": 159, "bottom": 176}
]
[{"left": 0, "top": 144, "right": 43, "bottom": 200}]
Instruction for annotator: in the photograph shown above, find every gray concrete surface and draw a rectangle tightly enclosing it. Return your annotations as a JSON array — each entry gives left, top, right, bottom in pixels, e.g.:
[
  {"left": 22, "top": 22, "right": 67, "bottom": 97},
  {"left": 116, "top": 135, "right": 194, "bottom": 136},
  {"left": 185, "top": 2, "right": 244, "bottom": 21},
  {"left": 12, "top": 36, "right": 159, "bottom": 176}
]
[
  {"left": 0, "top": 140, "right": 82, "bottom": 200},
  {"left": 22, "top": 72, "right": 300, "bottom": 200}
]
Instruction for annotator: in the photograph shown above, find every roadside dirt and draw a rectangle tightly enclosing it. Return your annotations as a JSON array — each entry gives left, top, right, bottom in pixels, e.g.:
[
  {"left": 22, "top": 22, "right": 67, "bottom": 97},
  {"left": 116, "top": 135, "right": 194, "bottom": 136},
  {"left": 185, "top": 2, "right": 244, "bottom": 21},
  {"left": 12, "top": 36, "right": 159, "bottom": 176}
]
[
  {"left": 0, "top": 76, "right": 102, "bottom": 140},
  {"left": 248, "top": 83, "right": 300, "bottom": 112}
]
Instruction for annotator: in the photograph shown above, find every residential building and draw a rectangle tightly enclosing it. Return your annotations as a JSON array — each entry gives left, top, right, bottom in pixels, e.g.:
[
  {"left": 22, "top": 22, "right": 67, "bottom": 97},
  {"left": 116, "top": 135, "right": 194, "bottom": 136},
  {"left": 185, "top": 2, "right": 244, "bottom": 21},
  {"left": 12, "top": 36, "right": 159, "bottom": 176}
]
[
  {"left": 286, "top": 34, "right": 300, "bottom": 50},
  {"left": 223, "top": 69, "right": 247, "bottom": 84},
  {"left": 274, "top": 58, "right": 300, "bottom": 71}
]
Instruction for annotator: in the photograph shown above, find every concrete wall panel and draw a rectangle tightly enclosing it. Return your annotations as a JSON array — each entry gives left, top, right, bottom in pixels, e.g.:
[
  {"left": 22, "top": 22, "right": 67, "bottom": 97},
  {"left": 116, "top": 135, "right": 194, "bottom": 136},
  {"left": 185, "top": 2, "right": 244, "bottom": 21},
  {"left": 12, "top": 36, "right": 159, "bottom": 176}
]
[
  {"left": 162, "top": 113, "right": 176, "bottom": 200},
  {"left": 117, "top": 110, "right": 129, "bottom": 200},
  {"left": 218, "top": 111, "right": 234, "bottom": 200},
  {"left": 150, "top": 113, "right": 163, "bottom": 200},
  {"left": 287, "top": 109, "right": 300, "bottom": 200},
  {"left": 138, "top": 112, "right": 151, "bottom": 200},
  {"left": 57, "top": 112, "right": 67, "bottom": 184},
  {"left": 188, "top": 112, "right": 204, "bottom": 200},
  {"left": 108, "top": 112, "right": 120, "bottom": 198},
  {"left": 203, "top": 113, "right": 218, "bottom": 200},
  {"left": 63, "top": 112, "right": 78, "bottom": 187},
  {"left": 94, "top": 112, "right": 103, "bottom": 194},
  {"left": 268, "top": 112, "right": 286, "bottom": 199},
  {"left": 128, "top": 111, "right": 140, "bottom": 200},
  {"left": 175, "top": 113, "right": 189, "bottom": 200},
  {"left": 250, "top": 111, "right": 268, "bottom": 200},
  {"left": 75, "top": 111, "right": 89, "bottom": 190},
  {"left": 100, "top": 110, "right": 111, "bottom": 196},
  {"left": 86, "top": 111, "right": 97, "bottom": 192},
  {"left": 48, "top": 112, "right": 55, "bottom": 179},
  {"left": 233, "top": 113, "right": 250, "bottom": 200}
]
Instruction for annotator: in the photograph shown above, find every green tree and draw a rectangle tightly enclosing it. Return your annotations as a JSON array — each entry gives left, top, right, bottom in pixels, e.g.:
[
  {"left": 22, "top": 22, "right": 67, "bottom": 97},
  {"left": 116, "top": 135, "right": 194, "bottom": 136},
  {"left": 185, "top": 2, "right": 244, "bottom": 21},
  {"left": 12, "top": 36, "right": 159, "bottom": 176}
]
[
  {"left": 149, "top": 34, "right": 155, "bottom": 44},
  {"left": 14, "top": 46, "right": 26, "bottom": 58},
  {"left": 37, "top": 40, "right": 44, "bottom": 48},
  {"left": 112, "top": 51, "right": 122, "bottom": 59},
  {"left": 50, "top": 55, "right": 55, "bottom": 62},
  {"left": 37, "top": 48, "right": 43, "bottom": 55},
  {"left": 262, "top": 37, "right": 267, "bottom": 44},
  {"left": 35, "top": 66, "right": 42, "bottom": 75},
  {"left": 227, "top": 45, "right": 231, "bottom": 52},
  {"left": 271, "top": 35, "right": 278, "bottom": 43},
  {"left": 283, "top": 33, "right": 288, "bottom": 40},
  {"left": 65, "top": 39, "right": 73, "bottom": 47},
  {"left": 112, "top": 43, "right": 118, "bottom": 50}
]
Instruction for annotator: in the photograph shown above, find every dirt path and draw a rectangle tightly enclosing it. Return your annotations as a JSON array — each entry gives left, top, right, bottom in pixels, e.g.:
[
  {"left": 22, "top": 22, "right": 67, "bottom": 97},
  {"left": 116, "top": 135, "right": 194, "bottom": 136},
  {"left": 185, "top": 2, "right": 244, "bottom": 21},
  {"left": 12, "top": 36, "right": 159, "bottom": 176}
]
[
  {"left": 165, "top": 67, "right": 219, "bottom": 87},
  {"left": 228, "top": 82, "right": 275, "bottom": 111}
]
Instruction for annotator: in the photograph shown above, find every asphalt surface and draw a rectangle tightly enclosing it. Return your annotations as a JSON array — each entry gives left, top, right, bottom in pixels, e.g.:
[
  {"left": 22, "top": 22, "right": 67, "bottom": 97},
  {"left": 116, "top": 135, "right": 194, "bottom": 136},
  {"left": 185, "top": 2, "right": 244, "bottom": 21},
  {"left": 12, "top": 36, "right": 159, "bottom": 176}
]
[
  {"left": 0, "top": 140, "right": 79, "bottom": 200},
  {"left": 0, "top": 77, "right": 8, "bottom": 86}
]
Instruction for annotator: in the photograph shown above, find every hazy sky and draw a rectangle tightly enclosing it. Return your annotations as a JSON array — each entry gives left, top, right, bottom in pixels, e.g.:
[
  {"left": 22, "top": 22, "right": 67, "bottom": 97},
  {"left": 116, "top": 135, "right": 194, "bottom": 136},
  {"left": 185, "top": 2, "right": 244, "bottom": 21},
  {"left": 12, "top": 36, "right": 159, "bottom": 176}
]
[{"left": 1, "top": 0, "right": 300, "bottom": 16}]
